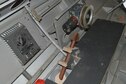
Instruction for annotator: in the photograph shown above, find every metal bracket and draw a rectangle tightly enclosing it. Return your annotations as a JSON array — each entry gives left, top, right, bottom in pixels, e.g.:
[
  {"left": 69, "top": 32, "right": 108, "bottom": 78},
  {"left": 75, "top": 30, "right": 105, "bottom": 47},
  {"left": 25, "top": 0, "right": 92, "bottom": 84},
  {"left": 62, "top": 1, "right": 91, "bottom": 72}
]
[
  {"left": 31, "top": 9, "right": 42, "bottom": 22},
  {"left": 58, "top": 61, "right": 67, "bottom": 67},
  {"left": 63, "top": 47, "right": 73, "bottom": 53}
]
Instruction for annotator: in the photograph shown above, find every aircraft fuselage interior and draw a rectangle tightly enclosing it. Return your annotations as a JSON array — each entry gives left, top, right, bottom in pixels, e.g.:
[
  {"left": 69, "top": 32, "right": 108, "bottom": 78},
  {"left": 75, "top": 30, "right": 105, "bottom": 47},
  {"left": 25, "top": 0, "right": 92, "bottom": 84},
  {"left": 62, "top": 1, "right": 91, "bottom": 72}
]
[{"left": 0, "top": 0, "right": 126, "bottom": 84}]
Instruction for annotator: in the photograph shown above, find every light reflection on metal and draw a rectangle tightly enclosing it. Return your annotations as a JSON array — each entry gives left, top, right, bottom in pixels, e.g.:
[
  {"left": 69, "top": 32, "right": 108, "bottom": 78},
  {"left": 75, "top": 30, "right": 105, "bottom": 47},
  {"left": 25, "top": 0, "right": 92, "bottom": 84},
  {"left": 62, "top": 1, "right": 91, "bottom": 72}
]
[{"left": 123, "top": 0, "right": 126, "bottom": 8}]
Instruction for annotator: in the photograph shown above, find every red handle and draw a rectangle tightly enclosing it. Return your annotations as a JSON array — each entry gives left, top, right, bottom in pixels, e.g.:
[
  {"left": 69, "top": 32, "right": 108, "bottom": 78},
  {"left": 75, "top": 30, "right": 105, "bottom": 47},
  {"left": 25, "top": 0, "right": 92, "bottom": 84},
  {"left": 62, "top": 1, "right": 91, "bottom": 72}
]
[{"left": 35, "top": 79, "right": 45, "bottom": 84}]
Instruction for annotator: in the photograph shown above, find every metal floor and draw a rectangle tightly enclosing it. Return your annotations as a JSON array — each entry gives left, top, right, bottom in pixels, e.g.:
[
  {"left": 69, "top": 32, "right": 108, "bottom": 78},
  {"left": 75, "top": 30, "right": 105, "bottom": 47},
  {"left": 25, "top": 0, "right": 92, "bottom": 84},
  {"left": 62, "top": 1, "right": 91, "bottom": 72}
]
[
  {"left": 64, "top": 19, "right": 125, "bottom": 84},
  {"left": 84, "top": 0, "right": 126, "bottom": 84}
]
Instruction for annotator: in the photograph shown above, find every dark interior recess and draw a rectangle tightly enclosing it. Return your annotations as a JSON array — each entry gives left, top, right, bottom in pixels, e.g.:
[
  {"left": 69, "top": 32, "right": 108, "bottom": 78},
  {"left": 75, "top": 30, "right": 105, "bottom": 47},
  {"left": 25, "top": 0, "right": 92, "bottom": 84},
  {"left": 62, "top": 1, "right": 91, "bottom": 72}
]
[{"left": 11, "top": 0, "right": 25, "bottom": 9}]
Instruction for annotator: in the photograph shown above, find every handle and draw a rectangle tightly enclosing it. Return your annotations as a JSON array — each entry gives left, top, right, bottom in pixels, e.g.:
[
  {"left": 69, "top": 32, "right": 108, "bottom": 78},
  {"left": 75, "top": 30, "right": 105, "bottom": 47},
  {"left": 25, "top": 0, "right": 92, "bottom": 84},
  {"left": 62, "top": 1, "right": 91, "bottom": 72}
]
[{"left": 59, "top": 33, "right": 79, "bottom": 80}]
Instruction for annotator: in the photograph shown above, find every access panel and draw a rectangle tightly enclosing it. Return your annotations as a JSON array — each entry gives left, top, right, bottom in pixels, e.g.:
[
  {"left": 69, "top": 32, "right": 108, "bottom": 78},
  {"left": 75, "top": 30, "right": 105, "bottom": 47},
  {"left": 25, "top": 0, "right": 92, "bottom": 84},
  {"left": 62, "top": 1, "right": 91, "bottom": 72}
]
[{"left": 0, "top": 23, "right": 41, "bottom": 65}]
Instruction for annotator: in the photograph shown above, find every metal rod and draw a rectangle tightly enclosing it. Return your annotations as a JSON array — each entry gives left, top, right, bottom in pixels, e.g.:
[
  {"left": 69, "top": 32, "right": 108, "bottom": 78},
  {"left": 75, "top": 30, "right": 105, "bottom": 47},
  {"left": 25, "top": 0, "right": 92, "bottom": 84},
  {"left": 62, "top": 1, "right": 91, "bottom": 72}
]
[{"left": 59, "top": 33, "right": 79, "bottom": 80}]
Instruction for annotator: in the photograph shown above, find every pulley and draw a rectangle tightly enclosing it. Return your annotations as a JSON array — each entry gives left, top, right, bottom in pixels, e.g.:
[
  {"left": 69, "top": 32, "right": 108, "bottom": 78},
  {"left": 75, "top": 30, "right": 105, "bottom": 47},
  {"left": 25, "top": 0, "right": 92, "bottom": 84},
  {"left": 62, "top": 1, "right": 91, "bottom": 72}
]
[{"left": 79, "top": 5, "right": 94, "bottom": 29}]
